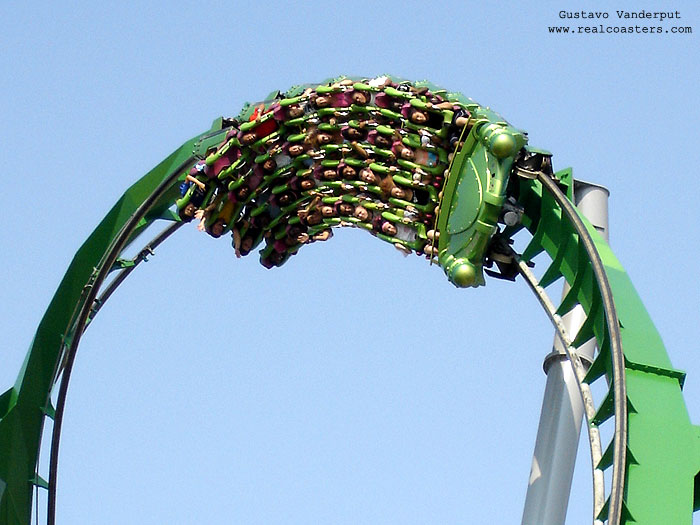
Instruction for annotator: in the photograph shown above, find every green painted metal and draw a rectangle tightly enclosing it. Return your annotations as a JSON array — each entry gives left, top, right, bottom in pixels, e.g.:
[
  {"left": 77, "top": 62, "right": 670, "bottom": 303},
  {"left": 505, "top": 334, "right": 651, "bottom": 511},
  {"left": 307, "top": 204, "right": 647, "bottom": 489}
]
[
  {"left": 437, "top": 115, "right": 526, "bottom": 287},
  {"left": 515, "top": 171, "right": 700, "bottom": 523},
  {"left": 0, "top": 121, "right": 225, "bottom": 525},
  {"left": 0, "top": 77, "right": 699, "bottom": 525}
]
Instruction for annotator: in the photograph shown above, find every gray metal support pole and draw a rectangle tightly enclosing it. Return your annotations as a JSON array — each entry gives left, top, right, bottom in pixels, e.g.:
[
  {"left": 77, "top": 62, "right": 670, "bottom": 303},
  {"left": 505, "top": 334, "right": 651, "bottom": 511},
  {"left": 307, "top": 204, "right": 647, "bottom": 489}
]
[{"left": 521, "top": 180, "right": 609, "bottom": 525}]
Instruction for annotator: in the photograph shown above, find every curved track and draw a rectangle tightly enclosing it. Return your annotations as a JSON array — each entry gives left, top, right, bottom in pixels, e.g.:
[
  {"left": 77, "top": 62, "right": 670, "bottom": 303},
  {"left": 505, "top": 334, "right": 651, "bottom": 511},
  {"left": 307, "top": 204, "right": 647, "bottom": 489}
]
[{"left": 0, "top": 77, "right": 698, "bottom": 525}]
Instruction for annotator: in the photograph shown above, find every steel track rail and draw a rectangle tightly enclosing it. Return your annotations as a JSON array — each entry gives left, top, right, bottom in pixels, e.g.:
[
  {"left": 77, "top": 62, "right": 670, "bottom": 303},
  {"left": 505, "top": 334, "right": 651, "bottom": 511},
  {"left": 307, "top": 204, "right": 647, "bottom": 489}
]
[
  {"left": 536, "top": 172, "right": 627, "bottom": 525},
  {"left": 516, "top": 258, "right": 605, "bottom": 524},
  {"left": 45, "top": 222, "right": 185, "bottom": 395},
  {"left": 33, "top": 223, "right": 182, "bottom": 525},
  {"left": 46, "top": 157, "right": 195, "bottom": 525},
  {"left": 88, "top": 221, "right": 184, "bottom": 323}
]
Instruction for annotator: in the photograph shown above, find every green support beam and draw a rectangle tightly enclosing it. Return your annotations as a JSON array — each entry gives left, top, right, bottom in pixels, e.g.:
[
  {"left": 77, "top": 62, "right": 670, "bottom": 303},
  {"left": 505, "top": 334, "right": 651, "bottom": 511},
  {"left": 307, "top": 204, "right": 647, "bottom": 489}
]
[{"left": 0, "top": 122, "right": 224, "bottom": 525}]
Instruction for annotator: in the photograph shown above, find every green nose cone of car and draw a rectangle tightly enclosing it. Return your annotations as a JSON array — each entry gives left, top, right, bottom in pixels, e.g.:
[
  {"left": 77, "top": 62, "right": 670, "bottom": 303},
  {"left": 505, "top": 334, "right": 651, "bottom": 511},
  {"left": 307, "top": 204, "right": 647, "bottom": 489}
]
[{"left": 450, "top": 260, "right": 478, "bottom": 287}]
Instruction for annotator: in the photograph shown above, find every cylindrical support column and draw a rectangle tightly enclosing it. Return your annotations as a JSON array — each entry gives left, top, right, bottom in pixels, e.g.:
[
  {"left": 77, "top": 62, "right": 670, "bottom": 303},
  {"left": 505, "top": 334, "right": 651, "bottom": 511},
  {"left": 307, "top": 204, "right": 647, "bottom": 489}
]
[{"left": 521, "top": 180, "right": 609, "bottom": 525}]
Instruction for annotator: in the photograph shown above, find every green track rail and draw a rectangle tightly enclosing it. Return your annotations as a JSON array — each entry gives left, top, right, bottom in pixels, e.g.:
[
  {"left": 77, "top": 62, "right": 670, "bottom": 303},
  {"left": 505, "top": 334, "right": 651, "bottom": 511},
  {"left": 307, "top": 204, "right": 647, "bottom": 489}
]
[
  {"left": 0, "top": 121, "right": 228, "bottom": 525},
  {"left": 1, "top": 79, "right": 698, "bottom": 524},
  {"left": 514, "top": 171, "right": 700, "bottom": 523}
]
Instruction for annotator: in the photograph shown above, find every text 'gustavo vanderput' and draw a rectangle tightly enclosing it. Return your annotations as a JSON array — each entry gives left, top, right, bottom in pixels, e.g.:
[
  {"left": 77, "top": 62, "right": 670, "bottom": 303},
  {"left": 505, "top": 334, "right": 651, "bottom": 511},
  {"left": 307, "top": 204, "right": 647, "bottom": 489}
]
[{"left": 558, "top": 10, "right": 681, "bottom": 20}]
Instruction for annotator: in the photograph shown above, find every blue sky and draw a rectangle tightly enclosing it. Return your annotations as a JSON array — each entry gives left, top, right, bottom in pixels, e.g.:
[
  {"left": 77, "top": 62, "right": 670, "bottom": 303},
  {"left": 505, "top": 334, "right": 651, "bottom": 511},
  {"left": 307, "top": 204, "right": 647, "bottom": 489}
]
[{"left": 1, "top": 2, "right": 698, "bottom": 524}]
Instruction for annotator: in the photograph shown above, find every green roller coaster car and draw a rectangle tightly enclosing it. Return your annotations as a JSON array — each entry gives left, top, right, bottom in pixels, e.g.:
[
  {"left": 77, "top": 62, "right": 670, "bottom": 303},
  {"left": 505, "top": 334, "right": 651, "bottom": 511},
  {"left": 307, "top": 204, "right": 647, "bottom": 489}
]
[{"left": 437, "top": 112, "right": 527, "bottom": 287}]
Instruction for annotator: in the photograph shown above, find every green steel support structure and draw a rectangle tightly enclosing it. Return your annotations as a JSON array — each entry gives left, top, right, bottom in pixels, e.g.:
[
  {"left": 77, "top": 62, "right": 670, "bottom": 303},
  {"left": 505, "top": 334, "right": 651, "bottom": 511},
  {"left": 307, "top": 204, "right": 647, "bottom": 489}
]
[
  {"left": 0, "top": 79, "right": 699, "bottom": 524},
  {"left": 0, "top": 121, "right": 228, "bottom": 525}
]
